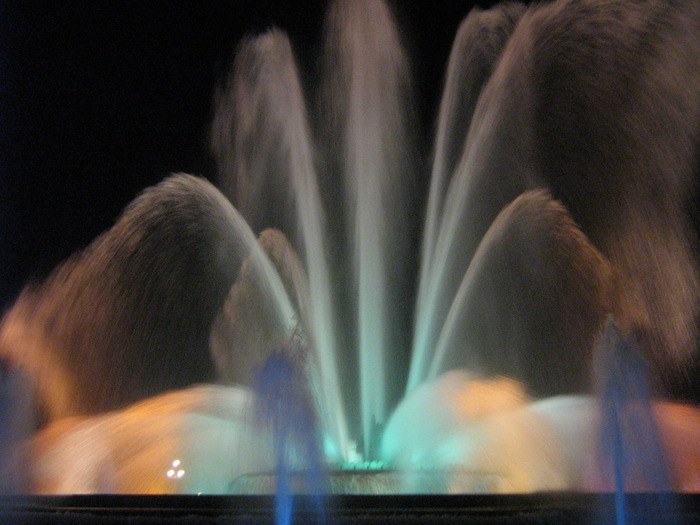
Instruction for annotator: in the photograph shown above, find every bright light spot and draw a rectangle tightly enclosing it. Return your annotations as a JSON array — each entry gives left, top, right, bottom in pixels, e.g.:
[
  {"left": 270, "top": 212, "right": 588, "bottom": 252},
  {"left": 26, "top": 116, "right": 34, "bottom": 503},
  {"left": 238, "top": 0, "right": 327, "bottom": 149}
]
[{"left": 167, "top": 460, "right": 185, "bottom": 480}]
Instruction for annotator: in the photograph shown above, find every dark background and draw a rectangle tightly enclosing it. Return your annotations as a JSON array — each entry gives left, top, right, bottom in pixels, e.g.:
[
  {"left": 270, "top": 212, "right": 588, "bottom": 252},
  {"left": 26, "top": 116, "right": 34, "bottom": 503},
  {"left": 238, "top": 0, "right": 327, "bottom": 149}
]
[{"left": 0, "top": 0, "right": 501, "bottom": 309}]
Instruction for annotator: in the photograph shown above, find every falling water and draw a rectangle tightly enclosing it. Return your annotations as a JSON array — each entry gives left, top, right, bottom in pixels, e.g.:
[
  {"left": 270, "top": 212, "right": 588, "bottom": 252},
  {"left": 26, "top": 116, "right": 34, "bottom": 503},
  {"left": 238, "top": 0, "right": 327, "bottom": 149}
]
[
  {"left": 213, "top": 28, "right": 350, "bottom": 461},
  {"left": 424, "top": 189, "right": 611, "bottom": 393},
  {"left": 408, "top": 2, "right": 525, "bottom": 392},
  {"left": 409, "top": 7, "right": 543, "bottom": 394},
  {"left": 214, "top": 0, "right": 419, "bottom": 458},
  {"left": 0, "top": 175, "right": 297, "bottom": 421}
]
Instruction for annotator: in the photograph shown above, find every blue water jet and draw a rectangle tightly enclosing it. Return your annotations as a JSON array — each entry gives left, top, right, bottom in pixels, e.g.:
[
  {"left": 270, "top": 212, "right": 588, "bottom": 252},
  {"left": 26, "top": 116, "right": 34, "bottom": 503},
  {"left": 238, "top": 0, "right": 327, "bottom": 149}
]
[
  {"left": 252, "top": 337, "right": 327, "bottom": 523},
  {"left": 596, "top": 319, "right": 676, "bottom": 524}
]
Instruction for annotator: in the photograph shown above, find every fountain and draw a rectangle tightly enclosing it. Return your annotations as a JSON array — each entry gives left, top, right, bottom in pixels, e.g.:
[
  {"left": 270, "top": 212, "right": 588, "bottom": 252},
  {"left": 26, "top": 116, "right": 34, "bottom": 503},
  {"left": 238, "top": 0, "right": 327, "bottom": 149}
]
[
  {"left": 1, "top": 0, "right": 699, "bottom": 520},
  {"left": 209, "top": 0, "right": 700, "bottom": 478}
]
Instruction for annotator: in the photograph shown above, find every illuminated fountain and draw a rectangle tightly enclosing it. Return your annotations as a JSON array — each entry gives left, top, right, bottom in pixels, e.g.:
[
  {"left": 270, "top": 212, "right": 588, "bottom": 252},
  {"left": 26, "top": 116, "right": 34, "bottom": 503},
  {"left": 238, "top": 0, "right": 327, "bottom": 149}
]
[
  {"left": 208, "top": 0, "right": 700, "bottom": 492},
  {"left": 1, "top": 0, "right": 699, "bottom": 513}
]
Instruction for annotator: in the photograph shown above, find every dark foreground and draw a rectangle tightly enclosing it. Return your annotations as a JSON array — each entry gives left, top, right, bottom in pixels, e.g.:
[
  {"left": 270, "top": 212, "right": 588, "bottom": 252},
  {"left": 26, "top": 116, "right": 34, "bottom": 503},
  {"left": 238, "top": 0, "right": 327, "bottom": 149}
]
[{"left": 1, "top": 494, "right": 699, "bottom": 524}]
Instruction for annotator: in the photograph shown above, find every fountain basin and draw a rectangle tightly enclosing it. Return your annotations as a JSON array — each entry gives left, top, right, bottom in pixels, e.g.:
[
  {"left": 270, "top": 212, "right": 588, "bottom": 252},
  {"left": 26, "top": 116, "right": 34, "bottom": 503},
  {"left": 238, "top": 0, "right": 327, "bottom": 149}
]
[
  {"left": 2, "top": 494, "right": 699, "bottom": 524},
  {"left": 229, "top": 469, "right": 503, "bottom": 495}
]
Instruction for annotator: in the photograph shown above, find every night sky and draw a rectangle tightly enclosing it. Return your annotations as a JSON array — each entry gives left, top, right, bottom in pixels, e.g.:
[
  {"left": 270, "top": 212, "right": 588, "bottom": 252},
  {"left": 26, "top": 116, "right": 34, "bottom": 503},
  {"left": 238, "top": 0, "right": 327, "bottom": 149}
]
[{"left": 1, "top": 0, "right": 502, "bottom": 309}]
